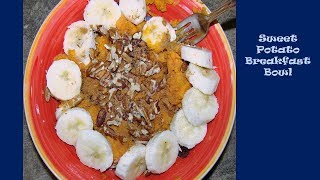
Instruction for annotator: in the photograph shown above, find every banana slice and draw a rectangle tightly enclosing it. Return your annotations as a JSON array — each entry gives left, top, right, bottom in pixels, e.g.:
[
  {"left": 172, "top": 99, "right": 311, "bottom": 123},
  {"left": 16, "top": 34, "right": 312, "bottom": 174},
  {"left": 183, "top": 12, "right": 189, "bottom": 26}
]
[
  {"left": 186, "top": 63, "right": 220, "bottom": 95},
  {"left": 55, "top": 108, "right": 93, "bottom": 145},
  {"left": 63, "top": 20, "right": 95, "bottom": 65},
  {"left": 76, "top": 130, "right": 113, "bottom": 172},
  {"left": 46, "top": 59, "right": 82, "bottom": 101},
  {"left": 142, "top": 17, "right": 172, "bottom": 52},
  {"left": 115, "top": 144, "right": 146, "bottom": 180},
  {"left": 119, "top": 0, "right": 146, "bottom": 25},
  {"left": 181, "top": 45, "right": 213, "bottom": 69},
  {"left": 170, "top": 109, "right": 207, "bottom": 149},
  {"left": 84, "top": 0, "right": 121, "bottom": 29},
  {"left": 182, "top": 87, "right": 219, "bottom": 126},
  {"left": 145, "top": 130, "right": 179, "bottom": 174}
]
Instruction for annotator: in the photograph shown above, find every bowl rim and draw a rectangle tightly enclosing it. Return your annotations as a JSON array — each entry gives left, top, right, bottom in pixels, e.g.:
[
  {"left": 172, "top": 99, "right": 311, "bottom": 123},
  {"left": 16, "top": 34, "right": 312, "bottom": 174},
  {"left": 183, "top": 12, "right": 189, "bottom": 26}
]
[{"left": 23, "top": 0, "right": 236, "bottom": 179}]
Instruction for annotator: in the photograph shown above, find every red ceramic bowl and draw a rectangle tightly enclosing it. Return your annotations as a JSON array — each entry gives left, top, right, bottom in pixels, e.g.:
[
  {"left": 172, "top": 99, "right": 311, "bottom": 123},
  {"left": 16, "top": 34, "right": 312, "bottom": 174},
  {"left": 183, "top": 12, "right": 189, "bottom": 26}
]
[{"left": 24, "top": 0, "right": 236, "bottom": 179}]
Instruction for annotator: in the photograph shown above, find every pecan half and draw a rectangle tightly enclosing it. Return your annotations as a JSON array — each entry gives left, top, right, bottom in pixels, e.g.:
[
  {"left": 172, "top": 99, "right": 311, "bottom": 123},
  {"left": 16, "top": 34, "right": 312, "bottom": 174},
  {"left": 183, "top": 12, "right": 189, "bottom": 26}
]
[
  {"left": 96, "top": 108, "right": 107, "bottom": 127},
  {"left": 103, "top": 126, "right": 120, "bottom": 139}
]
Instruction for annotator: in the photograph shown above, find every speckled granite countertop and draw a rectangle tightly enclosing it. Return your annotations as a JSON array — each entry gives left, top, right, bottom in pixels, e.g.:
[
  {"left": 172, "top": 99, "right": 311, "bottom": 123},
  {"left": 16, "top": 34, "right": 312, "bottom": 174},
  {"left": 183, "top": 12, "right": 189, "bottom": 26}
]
[{"left": 23, "top": 0, "right": 236, "bottom": 179}]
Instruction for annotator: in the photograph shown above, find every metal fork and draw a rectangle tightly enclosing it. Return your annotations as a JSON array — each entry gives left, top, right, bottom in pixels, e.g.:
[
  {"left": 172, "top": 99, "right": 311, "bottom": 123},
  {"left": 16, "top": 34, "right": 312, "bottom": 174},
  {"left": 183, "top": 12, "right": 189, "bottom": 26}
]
[{"left": 175, "top": 0, "right": 236, "bottom": 45}]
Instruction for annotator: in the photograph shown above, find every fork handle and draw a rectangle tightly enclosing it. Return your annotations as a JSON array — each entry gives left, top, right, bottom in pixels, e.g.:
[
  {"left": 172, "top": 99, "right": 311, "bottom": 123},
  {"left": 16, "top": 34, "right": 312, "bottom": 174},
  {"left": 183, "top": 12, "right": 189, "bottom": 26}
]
[{"left": 206, "top": 0, "right": 236, "bottom": 23}]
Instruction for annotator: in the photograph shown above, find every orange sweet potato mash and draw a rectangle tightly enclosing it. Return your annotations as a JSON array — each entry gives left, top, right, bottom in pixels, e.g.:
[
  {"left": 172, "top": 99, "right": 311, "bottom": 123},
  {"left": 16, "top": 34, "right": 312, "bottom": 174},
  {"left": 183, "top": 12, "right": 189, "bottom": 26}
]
[
  {"left": 54, "top": 6, "right": 190, "bottom": 162},
  {"left": 166, "top": 51, "right": 191, "bottom": 106},
  {"left": 146, "top": 0, "right": 176, "bottom": 12},
  {"left": 116, "top": 15, "right": 145, "bottom": 36}
]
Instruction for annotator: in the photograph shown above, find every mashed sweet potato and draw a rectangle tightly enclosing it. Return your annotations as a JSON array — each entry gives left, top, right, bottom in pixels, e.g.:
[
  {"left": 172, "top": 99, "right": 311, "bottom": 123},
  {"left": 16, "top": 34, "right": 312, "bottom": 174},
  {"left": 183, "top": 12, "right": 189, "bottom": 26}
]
[
  {"left": 116, "top": 15, "right": 146, "bottom": 36},
  {"left": 55, "top": 8, "right": 191, "bottom": 162},
  {"left": 166, "top": 51, "right": 191, "bottom": 106},
  {"left": 116, "top": 15, "right": 139, "bottom": 36},
  {"left": 146, "top": 0, "right": 176, "bottom": 12},
  {"left": 95, "top": 35, "right": 110, "bottom": 62},
  {"left": 149, "top": 46, "right": 189, "bottom": 106}
]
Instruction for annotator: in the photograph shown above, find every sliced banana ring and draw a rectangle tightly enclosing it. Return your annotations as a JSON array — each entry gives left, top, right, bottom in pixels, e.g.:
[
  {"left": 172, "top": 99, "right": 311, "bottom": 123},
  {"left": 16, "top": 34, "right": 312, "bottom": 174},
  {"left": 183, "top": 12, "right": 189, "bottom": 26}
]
[
  {"left": 181, "top": 45, "right": 213, "bottom": 69},
  {"left": 182, "top": 87, "right": 219, "bottom": 126},
  {"left": 55, "top": 107, "right": 93, "bottom": 145},
  {"left": 46, "top": 59, "right": 82, "bottom": 101},
  {"left": 119, "top": 0, "right": 147, "bottom": 25},
  {"left": 115, "top": 144, "right": 147, "bottom": 180},
  {"left": 63, "top": 20, "right": 95, "bottom": 65},
  {"left": 145, "top": 130, "right": 179, "bottom": 174},
  {"left": 142, "top": 17, "right": 171, "bottom": 51},
  {"left": 170, "top": 109, "right": 207, "bottom": 149},
  {"left": 76, "top": 130, "right": 113, "bottom": 172},
  {"left": 186, "top": 63, "right": 220, "bottom": 95},
  {"left": 84, "top": 0, "right": 121, "bottom": 29}
]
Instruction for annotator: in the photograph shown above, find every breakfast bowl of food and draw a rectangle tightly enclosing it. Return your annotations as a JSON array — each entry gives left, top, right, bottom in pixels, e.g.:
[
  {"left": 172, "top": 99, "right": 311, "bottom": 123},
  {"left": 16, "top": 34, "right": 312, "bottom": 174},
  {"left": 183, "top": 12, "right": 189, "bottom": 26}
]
[{"left": 24, "top": 0, "right": 236, "bottom": 179}]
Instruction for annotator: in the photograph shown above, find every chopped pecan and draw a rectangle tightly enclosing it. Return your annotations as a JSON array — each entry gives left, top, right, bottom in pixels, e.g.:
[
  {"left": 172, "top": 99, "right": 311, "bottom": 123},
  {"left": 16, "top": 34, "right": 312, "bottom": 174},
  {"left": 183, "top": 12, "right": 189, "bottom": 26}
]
[
  {"left": 150, "top": 79, "right": 157, "bottom": 93},
  {"left": 132, "top": 112, "right": 142, "bottom": 122},
  {"left": 94, "top": 25, "right": 104, "bottom": 36},
  {"left": 131, "top": 39, "right": 146, "bottom": 47},
  {"left": 108, "top": 28, "right": 118, "bottom": 40},
  {"left": 153, "top": 101, "right": 160, "bottom": 114},
  {"left": 103, "top": 126, "right": 120, "bottom": 139},
  {"left": 139, "top": 61, "right": 148, "bottom": 75},
  {"left": 145, "top": 96, "right": 153, "bottom": 104},
  {"left": 100, "top": 74, "right": 111, "bottom": 88},
  {"left": 159, "top": 77, "right": 167, "bottom": 90},
  {"left": 90, "top": 94, "right": 99, "bottom": 104},
  {"left": 149, "top": 113, "right": 155, "bottom": 120},
  {"left": 94, "top": 69, "right": 107, "bottom": 79},
  {"left": 96, "top": 108, "right": 107, "bottom": 127},
  {"left": 99, "top": 99, "right": 108, "bottom": 107},
  {"left": 115, "top": 89, "right": 127, "bottom": 101},
  {"left": 121, "top": 52, "right": 133, "bottom": 63},
  {"left": 145, "top": 65, "right": 160, "bottom": 77},
  {"left": 98, "top": 93, "right": 106, "bottom": 99},
  {"left": 137, "top": 134, "right": 151, "bottom": 141},
  {"left": 130, "top": 67, "right": 140, "bottom": 76},
  {"left": 115, "top": 39, "right": 124, "bottom": 54},
  {"left": 128, "top": 39, "right": 148, "bottom": 59},
  {"left": 128, "top": 121, "right": 141, "bottom": 134},
  {"left": 161, "top": 98, "right": 173, "bottom": 110}
]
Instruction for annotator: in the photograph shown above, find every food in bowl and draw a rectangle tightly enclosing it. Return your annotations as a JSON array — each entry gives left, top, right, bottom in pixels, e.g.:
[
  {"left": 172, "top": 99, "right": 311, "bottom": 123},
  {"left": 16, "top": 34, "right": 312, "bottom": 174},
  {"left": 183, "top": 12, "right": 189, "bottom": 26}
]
[{"left": 44, "top": 0, "right": 220, "bottom": 179}]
